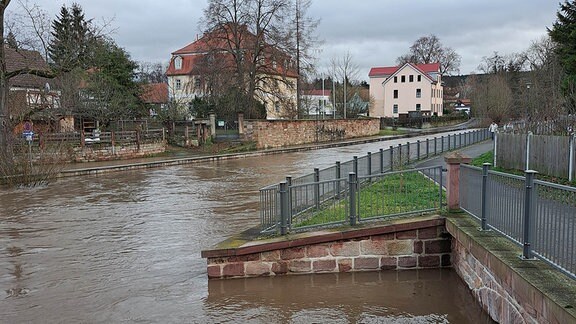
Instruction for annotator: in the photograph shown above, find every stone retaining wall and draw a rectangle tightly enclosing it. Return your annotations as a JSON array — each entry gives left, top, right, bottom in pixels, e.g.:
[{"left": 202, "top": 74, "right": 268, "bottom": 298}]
[
  {"left": 70, "top": 142, "right": 166, "bottom": 162},
  {"left": 243, "top": 118, "right": 380, "bottom": 149},
  {"left": 203, "top": 218, "right": 451, "bottom": 279},
  {"left": 447, "top": 215, "right": 576, "bottom": 324}
]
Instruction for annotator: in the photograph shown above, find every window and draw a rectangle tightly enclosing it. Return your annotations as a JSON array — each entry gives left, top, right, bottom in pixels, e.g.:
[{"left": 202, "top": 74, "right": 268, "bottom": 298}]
[
  {"left": 416, "top": 104, "right": 421, "bottom": 111},
  {"left": 393, "top": 104, "right": 398, "bottom": 114},
  {"left": 401, "top": 75, "right": 406, "bottom": 83},
  {"left": 409, "top": 75, "right": 414, "bottom": 82},
  {"left": 394, "top": 76, "right": 397, "bottom": 83},
  {"left": 417, "top": 75, "right": 421, "bottom": 82},
  {"left": 393, "top": 89, "right": 398, "bottom": 99},
  {"left": 174, "top": 56, "right": 182, "bottom": 70},
  {"left": 275, "top": 101, "right": 280, "bottom": 112},
  {"left": 175, "top": 79, "right": 181, "bottom": 90},
  {"left": 416, "top": 88, "right": 421, "bottom": 98}
]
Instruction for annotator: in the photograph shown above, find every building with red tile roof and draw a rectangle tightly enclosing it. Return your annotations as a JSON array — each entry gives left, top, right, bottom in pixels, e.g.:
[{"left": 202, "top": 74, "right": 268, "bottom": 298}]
[
  {"left": 166, "top": 24, "right": 298, "bottom": 119},
  {"left": 369, "top": 62, "right": 443, "bottom": 118}
]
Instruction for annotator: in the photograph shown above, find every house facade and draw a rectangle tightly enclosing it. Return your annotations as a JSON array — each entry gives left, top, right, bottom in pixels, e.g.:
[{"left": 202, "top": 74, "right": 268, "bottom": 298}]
[
  {"left": 5, "top": 46, "right": 69, "bottom": 132},
  {"left": 302, "top": 89, "right": 333, "bottom": 117},
  {"left": 369, "top": 63, "right": 443, "bottom": 118},
  {"left": 165, "top": 25, "right": 298, "bottom": 120}
]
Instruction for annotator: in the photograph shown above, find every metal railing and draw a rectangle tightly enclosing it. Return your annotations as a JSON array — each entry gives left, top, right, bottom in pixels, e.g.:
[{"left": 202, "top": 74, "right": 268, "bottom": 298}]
[
  {"left": 260, "top": 128, "right": 489, "bottom": 233},
  {"left": 262, "top": 166, "right": 443, "bottom": 234},
  {"left": 460, "top": 164, "right": 576, "bottom": 279}
]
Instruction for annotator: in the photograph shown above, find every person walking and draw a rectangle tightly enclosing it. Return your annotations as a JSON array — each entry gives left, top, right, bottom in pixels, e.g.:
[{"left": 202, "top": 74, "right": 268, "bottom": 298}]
[{"left": 489, "top": 121, "right": 498, "bottom": 140}]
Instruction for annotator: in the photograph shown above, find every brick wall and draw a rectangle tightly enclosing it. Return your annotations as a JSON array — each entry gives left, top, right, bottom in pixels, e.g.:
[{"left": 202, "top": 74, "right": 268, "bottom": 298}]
[
  {"left": 243, "top": 119, "right": 380, "bottom": 149},
  {"left": 205, "top": 223, "right": 451, "bottom": 279}
]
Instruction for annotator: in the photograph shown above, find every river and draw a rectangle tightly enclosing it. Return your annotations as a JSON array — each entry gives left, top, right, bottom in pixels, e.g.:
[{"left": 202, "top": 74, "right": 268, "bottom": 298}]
[{"left": 0, "top": 131, "right": 493, "bottom": 323}]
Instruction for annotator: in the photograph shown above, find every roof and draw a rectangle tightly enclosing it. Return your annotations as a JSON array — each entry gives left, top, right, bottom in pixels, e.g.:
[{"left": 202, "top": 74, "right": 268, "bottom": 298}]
[
  {"left": 303, "top": 89, "right": 331, "bottom": 97},
  {"left": 5, "top": 46, "right": 54, "bottom": 89},
  {"left": 141, "top": 83, "right": 168, "bottom": 104},
  {"left": 368, "top": 62, "right": 440, "bottom": 78},
  {"left": 166, "top": 24, "right": 298, "bottom": 78}
]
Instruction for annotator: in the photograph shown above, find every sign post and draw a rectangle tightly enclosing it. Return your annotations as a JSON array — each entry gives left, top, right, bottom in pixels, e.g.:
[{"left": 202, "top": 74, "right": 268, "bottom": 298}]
[{"left": 23, "top": 130, "right": 34, "bottom": 169}]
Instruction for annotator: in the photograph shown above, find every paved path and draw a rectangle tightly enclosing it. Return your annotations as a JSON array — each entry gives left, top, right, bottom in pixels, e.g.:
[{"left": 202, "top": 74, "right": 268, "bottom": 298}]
[{"left": 414, "top": 140, "right": 494, "bottom": 188}]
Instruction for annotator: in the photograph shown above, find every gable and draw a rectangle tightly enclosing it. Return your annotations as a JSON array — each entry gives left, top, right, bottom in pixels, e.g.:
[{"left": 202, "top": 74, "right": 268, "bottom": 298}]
[{"left": 380, "top": 63, "right": 435, "bottom": 87}]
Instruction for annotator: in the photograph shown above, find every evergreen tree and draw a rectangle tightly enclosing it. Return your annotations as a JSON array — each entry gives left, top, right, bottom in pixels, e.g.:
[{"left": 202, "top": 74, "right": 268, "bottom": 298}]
[
  {"left": 48, "top": 3, "right": 93, "bottom": 70},
  {"left": 549, "top": 0, "right": 576, "bottom": 112}
]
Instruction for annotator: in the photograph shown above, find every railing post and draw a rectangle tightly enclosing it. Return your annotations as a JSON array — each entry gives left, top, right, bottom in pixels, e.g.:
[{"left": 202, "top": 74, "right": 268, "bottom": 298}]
[
  {"left": 406, "top": 142, "right": 410, "bottom": 164},
  {"left": 459, "top": 132, "right": 462, "bottom": 148},
  {"left": 417, "top": 140, "right": 421, "bottom": 161},
  {"left": 440, "top": 136, "right": 444, "bottom": 153},
  {"left": 448, "top": 134, "right": 451, "bottom": 151},
  {"left": 314, "top": 168, "right": 320, "bottom": 210},
  {"left": 426, "top": 138, "right": 430, "bottom": 158},
  {"left": 279, "top": 181, "right": 289, "bottom": 235},
  {"left": 434, "top": 137, "right": 438, "bottom": 155},
  {"left": 367, "top": 152, "right": 372, "bottom": 177},
  {"left": 389, "top": 146, "right": 394, "bottom": 171},
  {"left": 335, "top": 161, "right": 341, "bottom": 199},
  {"left": 353, "top": 156, "right": 358, "bottom": 176},
  {"left": 570, "top": 135, "right": 575, "bottom": 182},
  {"left": 525, "top": 132, "right": 532, "bottom": 171},
  {"left": 379, "top": 148, "right": 384, "bottom": 174},
  {"left": 349, "top": 172, "right": 357, "bottom": 226},
  {"left": 286, "top": 176, "right": 292, "bottom": 227},
  {"left": 522, "top": 170, "right": 538, "bottom": 259},
  {"left": 398, "top": 144, "right": 402, "bottom": 166},
  {"left": 481, "top": 163, "right": 491, "bottom": 231},
  {"left": 493, "top": 132, "right": 498, "bottom": 168}
]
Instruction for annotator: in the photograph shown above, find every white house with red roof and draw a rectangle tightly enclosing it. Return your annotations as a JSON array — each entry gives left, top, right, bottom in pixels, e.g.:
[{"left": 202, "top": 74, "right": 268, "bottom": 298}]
[
  {"left": 368, "top": 62, "right": 443, "bottom": 118},
  {"left": 302, "top": 89, "right": 333, "bottom": 117}
]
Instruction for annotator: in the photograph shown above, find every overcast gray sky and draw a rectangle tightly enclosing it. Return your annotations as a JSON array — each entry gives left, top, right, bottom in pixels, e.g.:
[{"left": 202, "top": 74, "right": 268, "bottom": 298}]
[{"left": 8, "top": 1, "right": 560, "bottom": 81}]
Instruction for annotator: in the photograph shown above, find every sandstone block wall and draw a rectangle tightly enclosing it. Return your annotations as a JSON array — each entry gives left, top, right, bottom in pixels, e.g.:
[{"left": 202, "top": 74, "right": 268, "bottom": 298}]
[
  {"left": 243, "top": 119, "right": 380, "bottom": 149},
  {"left": 70, "top": 142, "right": 166, "bottom": 162},
  {"left": 206, "top": 224, "right": 451, "bottom": 279}
]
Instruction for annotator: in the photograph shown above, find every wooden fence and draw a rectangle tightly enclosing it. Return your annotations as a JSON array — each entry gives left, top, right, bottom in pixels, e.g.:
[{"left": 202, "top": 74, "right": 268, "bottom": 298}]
[
  {"left": 17, "top": 129, "right": 165, "bottom": 149},
  {"left": 496, "top": 133, "right": 576, "bottom": 180}
]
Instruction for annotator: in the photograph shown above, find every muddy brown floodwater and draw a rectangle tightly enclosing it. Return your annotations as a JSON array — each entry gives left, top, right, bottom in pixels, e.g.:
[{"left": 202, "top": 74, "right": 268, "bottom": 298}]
[{"left": 0, "top": 132, "right": 494, "bottom": 323}]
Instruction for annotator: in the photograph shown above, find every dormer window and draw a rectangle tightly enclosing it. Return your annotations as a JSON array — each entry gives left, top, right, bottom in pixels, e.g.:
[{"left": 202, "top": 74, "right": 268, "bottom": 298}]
[{"left": 174, "top": 56, "right": 183, "bottom": 70}]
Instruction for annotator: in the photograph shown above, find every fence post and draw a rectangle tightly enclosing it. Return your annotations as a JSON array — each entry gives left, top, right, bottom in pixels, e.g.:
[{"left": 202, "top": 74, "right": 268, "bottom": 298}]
[
  {"left": 353, "top": 156, "right": 358, "bottom": 176},
  {"left": 426, "top": 138, "right": 430, "bottom": 158},
  {"left": 398, "top": 144, "right": 402, "bottom": 166},
  {"left": 440, "top": 136, "right": 444, "bottom": 153},
  {"left": 522, "top": 170, "right": 538, "bottom": 259},
  {"left": 406, "top": 142, "right": 410, "bottom": 164},
  {"left": 286, "top": 176, "right": 292, "bottom": 227},
  {"left": 459, "top": 132, "right": 462, "bottom": 148},
  {"left": 481, "top": 163, "right": 491, "bottom": 231},
  {"left": 389, "top": 146, "right": 394, "bottom": 171},
  {"left": 434, "top": 137, "right": 438, "bottom": 155},
  {"left": 444, "top": 152, "right": 472, "bottom": 211},
  {"left": 162, "top": 127, "right": 166, "bottom": 142},
  {"left": 279, "top": 181, "right": 289, "bottom": 235},
  {"left": 314, "top": 168, "right": 320, "bottom": 210},
  {"left": 417, "top": 140, "right": 421, "bottom": 161},
  {"left": 367, "top": 152, "right": 372, "bottom": 177},
  {"left": 448, "top": 134, "right": 451, "bottom": 151},
  {"left": 493, "top": 132, "right": 498, "bottom": 168},
  {"left": 379, "top": 149, "right": 384, "bottom": 173},
  {"left": 335, "top": 161, "right": 341, "bottom": 198},
  {"left": 570, "top": 135, "right": 575, "bottom": 182},
  {"left": 525, "top": 132, "right": 532, "bottom": 171},
  {"left": 349, "top": 172, "right": 357, "bottom": 226}
]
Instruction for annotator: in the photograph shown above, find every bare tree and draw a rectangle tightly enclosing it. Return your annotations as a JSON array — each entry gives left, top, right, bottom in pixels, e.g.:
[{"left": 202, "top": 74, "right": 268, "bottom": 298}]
[
  {"left": 397, "top": 34, "right": 461, "bottom": 75},
  {"left": 201, "top": 0, "right": 296, "bottom": 119},
  {"left": 291, "top": 0, "right": 320, "bottom": 115},
  {"left": 330, "top": 51, "right": 360, "bottom": 119}
]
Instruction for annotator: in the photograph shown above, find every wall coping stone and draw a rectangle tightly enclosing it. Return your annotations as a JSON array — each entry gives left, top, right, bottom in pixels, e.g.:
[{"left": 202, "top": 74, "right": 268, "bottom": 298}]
[{"left": 201, "top": 215, "right": 444, "bottom": 259}]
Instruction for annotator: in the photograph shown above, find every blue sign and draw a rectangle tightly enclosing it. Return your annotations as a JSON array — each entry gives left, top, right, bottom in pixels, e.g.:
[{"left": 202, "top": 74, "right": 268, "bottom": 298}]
[{"left": 23, "top": 131, "right": 34, "bottom": 142}]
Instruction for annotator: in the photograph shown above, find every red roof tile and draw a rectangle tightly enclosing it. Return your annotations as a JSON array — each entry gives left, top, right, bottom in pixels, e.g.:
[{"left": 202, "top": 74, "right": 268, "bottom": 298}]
[
  {"left": 141, "top": 83, "right": 168, "bottom": 104},
  {"left": 369, "top": 62, "right": 440, "bottom": 77},
  {"left": 303, "top": 89, "right": 331, "bottom": 96}
]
